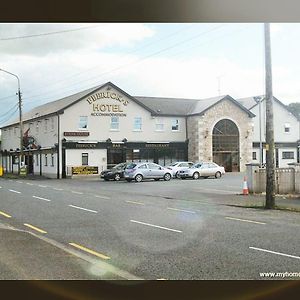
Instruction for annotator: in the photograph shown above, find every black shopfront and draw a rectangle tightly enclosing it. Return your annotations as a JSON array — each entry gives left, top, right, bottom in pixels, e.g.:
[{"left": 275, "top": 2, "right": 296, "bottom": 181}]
[{"left": 63, "top": 140, "right": 188, "bottom": 169}]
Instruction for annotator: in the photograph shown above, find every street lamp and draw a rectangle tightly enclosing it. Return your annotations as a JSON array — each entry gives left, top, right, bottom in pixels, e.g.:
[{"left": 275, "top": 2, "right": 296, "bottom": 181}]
[{"left": 0, "top": 68, "right": 24, "bottom": 171}]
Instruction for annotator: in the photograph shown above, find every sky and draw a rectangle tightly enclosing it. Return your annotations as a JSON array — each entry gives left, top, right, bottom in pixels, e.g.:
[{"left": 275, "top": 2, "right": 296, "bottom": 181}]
[{"left": 0, "top": 23, "right": 300, "bottom": 126}]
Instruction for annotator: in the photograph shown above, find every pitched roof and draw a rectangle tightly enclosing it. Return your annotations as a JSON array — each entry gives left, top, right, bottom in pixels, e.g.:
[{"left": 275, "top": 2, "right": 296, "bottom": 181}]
[
  {"left": 1, "top": 82, "right": 256, "bottom": 128},
  {"left": 236, "top": 95, "right": 264, "bottom": 110}
]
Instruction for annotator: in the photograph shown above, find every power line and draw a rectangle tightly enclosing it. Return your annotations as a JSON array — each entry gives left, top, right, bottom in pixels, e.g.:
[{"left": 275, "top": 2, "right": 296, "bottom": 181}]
[
  {"left": 22, "top": 24, "right": 224, "bottom": 105},
  {"left": 0, "top": 24, "right": 100, "bottom": 41},
  {"left": 0, "top": 107, "right": 19, "bottom": 125},
  {"left": 0, "top": 103, "right": 19, "bottom": 118}
]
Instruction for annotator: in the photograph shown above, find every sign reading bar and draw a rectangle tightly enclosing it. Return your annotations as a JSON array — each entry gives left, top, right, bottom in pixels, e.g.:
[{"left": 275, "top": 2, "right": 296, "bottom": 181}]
[
  {"left": 72, "top": 166, "right": 98, "bottom": 175},
  {"left": 64, "top": 132, "right": 90, "bottom": 137}
]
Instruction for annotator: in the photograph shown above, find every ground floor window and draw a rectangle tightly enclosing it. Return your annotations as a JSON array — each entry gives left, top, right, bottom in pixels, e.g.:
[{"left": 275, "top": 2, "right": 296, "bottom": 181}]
[
  {"left": 82, "top": 153, "right": 88, "bottom": 165},
  {"left": 45, "top": 154, "right": 48, "bottom": 166},
  {"left": 51, "top": 153, "right": 55, "bottom": 167}
]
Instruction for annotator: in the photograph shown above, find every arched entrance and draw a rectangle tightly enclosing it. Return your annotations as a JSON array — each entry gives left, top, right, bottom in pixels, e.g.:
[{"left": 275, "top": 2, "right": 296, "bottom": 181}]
[{"left": 212, "top": 119, "right": 240, "bottom": 172}]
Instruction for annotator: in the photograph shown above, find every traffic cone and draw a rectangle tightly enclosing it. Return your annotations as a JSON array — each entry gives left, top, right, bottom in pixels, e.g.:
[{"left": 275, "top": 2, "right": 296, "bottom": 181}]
[{"left": 243, "top": 176, "right": 249, "bottom": 195}]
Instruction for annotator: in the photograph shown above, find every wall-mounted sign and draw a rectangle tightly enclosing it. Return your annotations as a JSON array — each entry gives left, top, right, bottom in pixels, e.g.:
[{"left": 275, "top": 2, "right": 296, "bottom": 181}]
[
  {"left": 75, "top": 143, "right": 97, "bottom": 148},
  {"left": 87, "top": 91, "right": 129, "bottom": 117},
  {"left": 64, "top": 132, "right": 90, "bottom": 137},
  {"left": 145, "top": 143, "right": 169, "bottom": 148},
  {"left": 72, "top": 166, "right": 99, "bottom": 175}
]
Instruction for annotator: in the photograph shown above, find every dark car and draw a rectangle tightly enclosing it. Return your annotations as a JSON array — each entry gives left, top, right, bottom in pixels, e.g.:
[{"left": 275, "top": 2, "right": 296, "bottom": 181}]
[{"left": 100, "top": 162, "right": 129, "bottom": 181}]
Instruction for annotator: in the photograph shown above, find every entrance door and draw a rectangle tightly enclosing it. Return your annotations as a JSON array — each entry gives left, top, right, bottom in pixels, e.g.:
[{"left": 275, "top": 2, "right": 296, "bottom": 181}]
[
  {"left": 212, "top": 119, "right": 240, "bottom": 172},
  {"left": 25, "top": 154, "right": 34, "bottom": 174}
]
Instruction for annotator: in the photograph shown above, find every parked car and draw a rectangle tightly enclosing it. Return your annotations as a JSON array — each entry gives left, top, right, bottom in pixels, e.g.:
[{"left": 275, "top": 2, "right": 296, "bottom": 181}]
[
  {"left": 179, "top": 162, "right": 225, "bottom": 179},
  {"left": 100, "top": 162, "right": 130, "bottom": 181},
  {"left": 166, "top": 161, "right": 194, "bottom": 178},
  {"left": 124, "top": 162, "right": 172, "bottom": 182}
]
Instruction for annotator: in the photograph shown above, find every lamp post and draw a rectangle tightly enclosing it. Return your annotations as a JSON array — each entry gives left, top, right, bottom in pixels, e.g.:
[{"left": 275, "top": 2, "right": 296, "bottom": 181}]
[{"left": 0, "top": 68, "right": 23, "bottom": 171}]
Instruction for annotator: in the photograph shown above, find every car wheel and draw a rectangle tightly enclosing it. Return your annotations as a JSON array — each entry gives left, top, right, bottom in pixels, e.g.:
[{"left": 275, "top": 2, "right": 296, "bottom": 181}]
[
  {"left": 135, "top": 174, "right": 143, "bottom": 182},
  {"left": 193, "top": 172, "right": 200, "bottom": 180},
  {"left": 164, "top": 173, "right": 171, "bottom": 181},
  {"left": 215, "top": 171, "right": 222, "bottom": 179},
  {"left": 125, "top": 179, "right": 132, "bottom": 182},
  {"left": 175, "top": 171, "right": 181, "bottom": 179},
  {"left": 114, "top": 174, "right": 121, "bottom": 181}
]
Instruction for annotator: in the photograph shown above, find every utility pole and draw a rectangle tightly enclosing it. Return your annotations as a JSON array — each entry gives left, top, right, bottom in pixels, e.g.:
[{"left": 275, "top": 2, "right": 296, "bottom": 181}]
[
  {"left": 264, "top": 23, "right": 275, "bottom": 209},
  {"left": 0, "top": 68, "right": 23, "bottom": 171}
]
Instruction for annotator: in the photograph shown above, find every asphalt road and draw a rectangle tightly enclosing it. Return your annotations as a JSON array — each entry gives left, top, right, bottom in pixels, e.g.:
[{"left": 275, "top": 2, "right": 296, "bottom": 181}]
[{"left": 0, "top": 173, "right": 300, "bottom": 280}]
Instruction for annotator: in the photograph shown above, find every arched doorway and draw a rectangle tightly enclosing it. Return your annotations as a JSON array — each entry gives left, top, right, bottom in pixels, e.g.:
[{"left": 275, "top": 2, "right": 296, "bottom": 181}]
[{"left": 212, "top": 119, "right": 239, "bottom": 172}]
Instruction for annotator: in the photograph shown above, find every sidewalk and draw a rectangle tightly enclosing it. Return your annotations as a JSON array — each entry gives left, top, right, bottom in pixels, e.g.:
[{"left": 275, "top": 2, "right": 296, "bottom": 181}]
[{"left": 0, "top": 223, "right": 124, "bottom": 280}]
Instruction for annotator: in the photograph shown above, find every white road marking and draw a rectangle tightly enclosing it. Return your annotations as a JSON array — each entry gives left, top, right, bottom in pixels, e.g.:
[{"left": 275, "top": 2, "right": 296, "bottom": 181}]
[
  {"left": 38, "top": 185, "right": 47, "bottom": 188},
  {"left": 167, "top": 207, "right": 196, "bottom": 214},
  {"left": 249, "top": 247, "right": 300, "bottom": 260},
  {"left": 68, "top": 204, "right": 98, "bottom": 214},
  {"left": 9, "top": 189, "right": 21, "bottom": 194},
  {"left": 226, "top": 217, "right": 266, "bottom": 225},
  {"left": 53, "top": 188, "right": 63, "bottom": 191},
  {"left": 26, "top": 182, "right": 34, "bottom": 186},
  {"left": 126, "top": 200, "right": 144, "bottom": 205},
  {"left": 32, "top": 195, "right": 51, "bottom": 202},
  {"left": 95, "top": 195, "right": 110, "bottom": 199},
  {"left": 130, "top": 220, "right": 182, "bottom": 233},
  {"left": 71, "top": 191, "right": 83, "bottom": 195}
]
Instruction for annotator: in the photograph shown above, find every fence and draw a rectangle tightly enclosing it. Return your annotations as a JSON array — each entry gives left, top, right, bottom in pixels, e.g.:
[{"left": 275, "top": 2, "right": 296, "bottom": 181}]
[{"left": 246, "top": 163, "right": 300, "bottom": 194}]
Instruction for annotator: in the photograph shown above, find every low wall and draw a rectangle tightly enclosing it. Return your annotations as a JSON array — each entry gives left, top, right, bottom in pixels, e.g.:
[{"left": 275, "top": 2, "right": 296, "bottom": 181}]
[{"left": 247, "top": 163, "right": 300, "bottom": 195}]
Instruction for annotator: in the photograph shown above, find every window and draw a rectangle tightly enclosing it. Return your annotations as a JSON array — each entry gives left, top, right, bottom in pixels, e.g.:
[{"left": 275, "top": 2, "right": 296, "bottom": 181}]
[
  {"left": 138, "top": 164, "right": 147, "bottom": 169},
  {"left": 172, "top": 119, "right": 179, "bottom": 131},
  {"left": 133, "top": 117, "right": 142, "bottom": 131},
  {"left": 51, "top": 118, "right": 55, "bottom": 130},
  {"left": 155, "top": 118, "right": 164, "bottom": 131},
  {"left": 110, "top": 116, "right": 119, "bottom": 130},
  {"left": 36, "top": 154, "right": 39, "bottom": 166},
  {"left": 79, "top": 116, "right": 88, "bottom": 129},
  {"left": 282, "top": 151, "right": 294, "bottom": 159},
  {"left": 44, "top": 119, "right": 48, "bottom": 132},
  {"left": 51, "top": 154, "right": 55, "bottom": 167},
  {"left": 252, "top": 152, "right": 257, "bottom": 160},
  {"left": 148, "top": 163, "right": 161, "bottom": 170},
  {"left": 36, "top": 121, "right": 40, "bottom": 134},
  {"left": 82, "top": 153, "right": 88, "bottom": 165},
  {"left": 284, "top": 123, "right": 291, "bottom": 133},
  {"left": 45, "top": 154, "right": 48, "bottom": 166}
]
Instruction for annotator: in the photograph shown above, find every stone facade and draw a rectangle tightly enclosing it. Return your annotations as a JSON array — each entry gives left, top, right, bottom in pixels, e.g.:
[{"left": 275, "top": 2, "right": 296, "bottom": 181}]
[{"left": 187, "top": 99, "right": 253, "bottom": 172}]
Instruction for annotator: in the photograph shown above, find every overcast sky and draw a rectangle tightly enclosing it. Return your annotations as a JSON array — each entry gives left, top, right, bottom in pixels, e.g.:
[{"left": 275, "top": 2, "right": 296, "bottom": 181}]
[{"left": 0, "top": 23, "right": 299, "bottom": 126}]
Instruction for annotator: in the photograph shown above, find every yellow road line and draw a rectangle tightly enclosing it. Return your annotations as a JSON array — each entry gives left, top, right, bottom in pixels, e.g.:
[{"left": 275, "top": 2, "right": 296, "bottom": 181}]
[
  {"left": 69, "top": 242, "right": 110, "bottom": 260},
  {"left": 24, "top": 223, "right": 47, "bottom": 234},
  {"left": 125, "top": 200, "right": 144, "bottom": 205},
  {"left": 0, "top": 210, "right": 12, "bottom": 218}
]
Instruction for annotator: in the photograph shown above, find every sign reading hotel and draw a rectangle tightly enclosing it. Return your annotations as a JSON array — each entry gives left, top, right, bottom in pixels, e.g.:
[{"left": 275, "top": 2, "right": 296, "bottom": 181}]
[{"left": 87, "top": 91, "right": 129, "bottom": 117}]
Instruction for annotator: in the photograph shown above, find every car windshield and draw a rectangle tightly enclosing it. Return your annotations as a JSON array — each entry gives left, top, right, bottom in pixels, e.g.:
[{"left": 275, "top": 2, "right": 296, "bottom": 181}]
[
  {"left": 191, "top": 163, "right": 202, "bottom": 168},
  {"left": 168, "top": 162, "right": 178, "bottom": 167},
  {"left": 126, "top": 163, "right": 137, "bottom": 169}
]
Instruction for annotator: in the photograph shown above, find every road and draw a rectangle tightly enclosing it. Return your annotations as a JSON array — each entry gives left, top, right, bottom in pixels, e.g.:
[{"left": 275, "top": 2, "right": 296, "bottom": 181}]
[{"left": 0, "top": 174, "right": 299, "bottom": 280}]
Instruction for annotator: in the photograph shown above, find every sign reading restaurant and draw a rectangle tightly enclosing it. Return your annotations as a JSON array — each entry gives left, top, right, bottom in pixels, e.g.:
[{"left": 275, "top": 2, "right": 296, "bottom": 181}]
[{"left": 87, "top": 91, "right": 129, "bottom": 117}]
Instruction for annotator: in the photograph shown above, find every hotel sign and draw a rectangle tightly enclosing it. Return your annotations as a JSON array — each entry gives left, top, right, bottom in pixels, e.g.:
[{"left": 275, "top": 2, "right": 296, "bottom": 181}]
[
  {"left": 87, "top": 91, "right": 129, "bottom": 117},
  {"left": 64, "top": 132, "right": 90, "bottom": 137}
]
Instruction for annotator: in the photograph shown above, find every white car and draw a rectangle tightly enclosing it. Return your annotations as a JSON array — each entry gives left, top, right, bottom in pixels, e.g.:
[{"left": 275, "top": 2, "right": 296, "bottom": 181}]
[
  {"left": 166, "top": 161, "right": 194, "bottom": 178},
  {"left": 179, "top": 162, "right": 225, "bottom": 179}
]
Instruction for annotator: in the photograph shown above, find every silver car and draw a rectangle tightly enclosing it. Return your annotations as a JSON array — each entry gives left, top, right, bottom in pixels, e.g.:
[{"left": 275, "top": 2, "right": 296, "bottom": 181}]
[
  {"left": 166, "top": 161, "right": 194, "bottom": 178},
  {"left": 124, "top": 162, "right": 172, "bottom": 182},
  {"left": 179, "top": 162, "right": 225, "bottom": 179}
]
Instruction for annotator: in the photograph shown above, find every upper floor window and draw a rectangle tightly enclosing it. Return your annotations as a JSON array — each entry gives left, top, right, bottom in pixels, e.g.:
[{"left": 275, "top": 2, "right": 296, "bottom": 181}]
[
  {"left": 284, "top": 123, "right": 290, "bottom": 133},
  {"left": 79, "top": 116, "right": 88, "bottom": 129},
  {"left": 172, "top": 119, "right": 179, "bottom": 131},
  {"left": 282, "top": 151, "right": 294, "bottom": 159},
  {"left": 155, "top": 118, "right": 164, "bottom": 131},
  {"left": 110, "top": 116, "right": 119, "bottom": 130},
  {"left": 133, "top": 117, "right": 142, "bottom": 131}
]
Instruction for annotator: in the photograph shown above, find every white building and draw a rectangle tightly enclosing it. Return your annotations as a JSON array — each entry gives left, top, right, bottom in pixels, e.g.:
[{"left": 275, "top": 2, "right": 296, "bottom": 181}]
[
  {"left": 0, "top": 82, "right": 298, "bottom": 178},
  {"left": 238, "top": 96, "right": 300, "bottom": 168}
]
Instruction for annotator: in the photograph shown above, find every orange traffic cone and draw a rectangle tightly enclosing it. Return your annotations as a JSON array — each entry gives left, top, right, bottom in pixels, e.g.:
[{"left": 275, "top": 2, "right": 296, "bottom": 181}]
[{"left": 243, "top": 176, "right": 249, "bottom": 195}]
